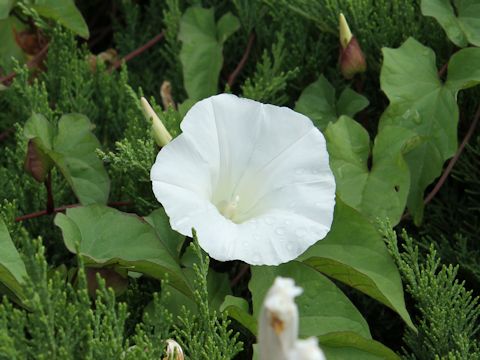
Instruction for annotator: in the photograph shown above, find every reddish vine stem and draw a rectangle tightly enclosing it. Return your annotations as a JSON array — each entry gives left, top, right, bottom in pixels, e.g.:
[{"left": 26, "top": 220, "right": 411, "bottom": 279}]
[
  {"left": 424, "top": 104, "right": 480, "bottom": 205},
  {"left": 0, "top": 44, "right": 49, "bottom": 85},
  {"left": 15, "top": 201, "right": 131, "bottom": 222},
  {"left": 109, "top": 31, "right": 165, "bottom": 71},
  {"left": 230, "top": 263, "right": 250, "bottom": 287},
  {"left": 227, "top": 32, "right": 255, "bottom": 88}
]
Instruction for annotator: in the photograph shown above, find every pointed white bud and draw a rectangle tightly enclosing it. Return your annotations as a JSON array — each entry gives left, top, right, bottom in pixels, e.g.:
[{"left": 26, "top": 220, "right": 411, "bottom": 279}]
[
  {"left": 259, "top": 277, "right": 303, "bottom": 360},
  {"left": 288, "top": 337, "right": 326, "bottom": 360},
  {"left": 140, "top": 97, "right": 173, "bottom": 147},
  {"left": 163, "top": 339, "right": 184, "bottom": 360}
]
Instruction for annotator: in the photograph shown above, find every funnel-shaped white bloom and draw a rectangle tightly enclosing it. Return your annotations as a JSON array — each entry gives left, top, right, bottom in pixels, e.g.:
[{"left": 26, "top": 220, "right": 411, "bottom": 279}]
[
  {"left": 288, "top": 338, "right": 326, "bottom": 360},
  {"left": 151, "top": 94, "right": 335, "bottom": 265},
  {"left": 258, "top": 277, "right": 303, "bottom": 360}
]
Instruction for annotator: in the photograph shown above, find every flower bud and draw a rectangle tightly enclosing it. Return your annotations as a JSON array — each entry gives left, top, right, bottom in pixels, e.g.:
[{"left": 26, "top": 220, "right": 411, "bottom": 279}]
[
  {"left": 259, "top": 277, "right": 303, "bottom": 360},
  {"left": 163, "top": 339, "right": 184, "bottom": 360},
  {"left": 24, "top": 139, "right": 53, "bottom": 182},
  {"left": 339, "top": 13, "right": 366, "bottom": 79},
  {"left": 160, "top": 81, "right": 176, "bottom": 110},
  {"left": 140, "top": 97, "right": 173, "bottom": 147},
  {"left": 288, "top": 337, "right": 326, "bottom": 360}
]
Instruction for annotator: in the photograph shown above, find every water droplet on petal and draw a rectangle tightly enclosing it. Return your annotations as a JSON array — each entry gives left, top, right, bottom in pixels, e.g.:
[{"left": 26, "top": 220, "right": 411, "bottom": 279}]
[
  {"left": 296, "top": 228, "right": 307, "bottom": 238},
  {"left": 275, "top": 227, "right": 285, "bottom": 236},
  {"left": 284, "top": 219, "right": 291, "bottom": 226},
  {"left": 286, "top": 244, "right": 294, "bottom": 251},
  {"left": 265, "top": 217, "right": 274, "bottom": 225},
  {"left": 312, "top": 169, "right": 319, "bottom": 174},
  {"left": 315, "top": 202, "right": 322, "bottom": 207}
]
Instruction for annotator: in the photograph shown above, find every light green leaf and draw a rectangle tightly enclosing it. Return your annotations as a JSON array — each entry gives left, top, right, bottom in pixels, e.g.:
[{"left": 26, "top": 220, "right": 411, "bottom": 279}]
[
  {"left": 380, "top": 37, "right": 459, "bottom": 224},
  {"left": 54, "top": 205, "right": 191, "bottom": 296},
  {"left": 32, "top": 0, "right": 89, "bottom": 39},
  {"left": 295, "top": 75, "right": 368, "bottom": 130},
  {"left": 220, "top": 295, "right": 257, "bottom": 335},
  {"left": 325, "top": 116, "right": 410, "bottom": 224},
  {"left": 0, "top": 218, "right": 27, "bottom": 300},
  {"left": 421, "top": 0, "right": 480, "bottom": 47},
  {"left": 300, "top": 200, "right": 414, "bottom": 329},
  {"left": 24, "top": 113, "right": 110, "bottom": 205},
  {"left": 337, "top": 87, "right": 369, "bottom": 118},
  {"left": 250, "top": 261, "right": 371, "bottom": 338},
  {"left": 319, "top": 332, "right": 401, "bottom": 360},
  {"left": 24, "top": 113, "right": 54, "bottom": 148},
  {"left": 179, "top": 7, "right": 239, "bottom": 101},
  {"left": 0, "top": 0, "right": 15, "bottom": 19},
  {"left": 446, "top": 47, "right": 480, "bottom": 91},
  {"left": 144, "top": 208, "right": 185, "bottom": 260},
  {"left": 0, "top": 16, "right": 26, "bottom": 72},
  {"left": 216, "top": 12, "right": 240, "bottom": 44}
]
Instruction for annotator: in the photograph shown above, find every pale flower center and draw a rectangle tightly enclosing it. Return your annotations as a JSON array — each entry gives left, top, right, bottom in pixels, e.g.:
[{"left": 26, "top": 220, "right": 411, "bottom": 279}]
[{"left": 218, "top": 194, "right": 241, "bottom": 221}]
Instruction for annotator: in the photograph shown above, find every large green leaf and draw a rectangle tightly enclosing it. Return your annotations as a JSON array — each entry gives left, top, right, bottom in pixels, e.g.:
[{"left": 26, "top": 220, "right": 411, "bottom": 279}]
[
  {"left": 0, "top": 16, "right": 26, "bottom": 72},
  {"left": 319, "top": 332, "right": 401, "bottom": 360},
  {"left": 250, "top": 261, "right": 371, "bottom": 338},
  {"left": 299, "top": 200, "right": 414, "bottom": 329},
  {"left": 32, "top": 0, "right": 89, "bottom": 39},
  {"left": 144, "top": 207, "right": 185, "bottom": 260},
  {"left": 380, "top": 37, "right": 459, "bottom": 224},
  {"left": 295, "top": 75, "right": 369, "bottom": 130},
  {"left": 445, "top": 47, "right": 480, "bottom": 91},
  {"left": 0, "top": 218, "right": 27, "bottom": 300},
  {"left": 220, "top": 295, "right": 257, "bottom": 335},
  {"left": 421, "top": 0, "right": 480, "bottom": 47},
  {"left": 0, "top": 0, "right": 15, "bottom": 19},
  {"left": 179, "top": 7, "right": 239, "bottom": 101},
  {"left": 24, "top": 113, "right": 110, "bottom": 205},
  {"left": 325, "top": 116, "right": 410, "bottom": 224},
  {"left": 54, "top": 205, "right": 191, "bottom": 296}
]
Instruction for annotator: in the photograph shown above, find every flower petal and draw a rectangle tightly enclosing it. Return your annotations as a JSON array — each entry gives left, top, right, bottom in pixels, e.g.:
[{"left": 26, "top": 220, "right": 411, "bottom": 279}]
[{"left": 151, "top": 94, "right": 336, "bottom": 265}]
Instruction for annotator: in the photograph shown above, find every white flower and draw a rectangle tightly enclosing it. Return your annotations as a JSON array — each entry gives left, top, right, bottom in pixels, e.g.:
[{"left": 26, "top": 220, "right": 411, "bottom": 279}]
[
  {"left": 288, "top": 338, "right": 326, "bottom": 360},
  {"left": 151, "top": 94, "right": 335, "bottom": 265},
  {"left": 258, "top": 277, "right": 303, "bottom": 360},
  {"left": 163, "top": 339, "right": 184, "bottom": 360}
]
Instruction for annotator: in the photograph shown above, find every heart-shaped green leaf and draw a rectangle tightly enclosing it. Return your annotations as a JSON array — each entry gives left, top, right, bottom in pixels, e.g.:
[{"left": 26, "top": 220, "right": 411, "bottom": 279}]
[
  {"left": 54, "top": 205, "right": 191, "bottom": 296},
  {"left": 300, "top": 200, "right": 414, "bottom": 329},
  {"left": 0, "top": 218, "right": 27, "bottom": 301},
  {"left": 250, "top": 261, "right": 371, "bottom": 338}
]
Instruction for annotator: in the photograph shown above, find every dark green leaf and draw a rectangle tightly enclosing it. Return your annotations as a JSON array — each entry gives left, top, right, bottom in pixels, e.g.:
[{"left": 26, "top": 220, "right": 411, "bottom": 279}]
[
  {"left": 0, "top": 0, "right": 15, "bottom": 19},
  {"left": 300, "top": 200, "right": 414, "bottom": 329},
  {"left": 295, "top": 75, "right": 368, "bottom": 130},
  {"left": 54, "top": 205, "right": 191, "bottom": 296},
  {"left": 24, "top": 113, "right": 110, "bottom": 205},
  {"left": 250, "top": 261, "right": 371, "bottom": 338},
  {"left": 32, "top": 0, "right": 89, "bottom": 39},
  {"left": 0, "top": 218, "right": 27, "bottom": 300},
  {"left": 0, "top": 16, "right": 26, "bottom": 72},
  {"left": 144, "top": 207, "right": 185, "bottom": 260},
  {"left": 421, "top": 0, "right": 480, "bottom": 47},
  {"left": 179, "top": 7, "right": 239, "bottom": 101},
  {"left": 319, "top": 331, "right": 401, "bottom": 360},
  {"left": 446, "top": 47, "right": 480, "bottom": 91},
  {"left": 380, "top": 37, "right": 459, "bottom": 224},
  {"left": 325, "top": 116, "right": 410, "bottom": 224},
  {"left": 220, "top": 295, "right": 257, "bottom": 335}
]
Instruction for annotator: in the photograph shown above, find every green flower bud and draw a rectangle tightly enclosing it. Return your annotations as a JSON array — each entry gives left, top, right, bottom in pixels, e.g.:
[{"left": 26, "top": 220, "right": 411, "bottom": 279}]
[
  {"left": 338, "top": 13, "right": 367, "bottom": 79},
  {"left": 140, "top": 97, "right": 173, "bottom": 147}
]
